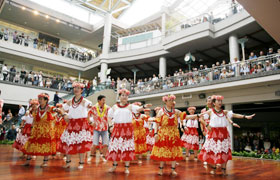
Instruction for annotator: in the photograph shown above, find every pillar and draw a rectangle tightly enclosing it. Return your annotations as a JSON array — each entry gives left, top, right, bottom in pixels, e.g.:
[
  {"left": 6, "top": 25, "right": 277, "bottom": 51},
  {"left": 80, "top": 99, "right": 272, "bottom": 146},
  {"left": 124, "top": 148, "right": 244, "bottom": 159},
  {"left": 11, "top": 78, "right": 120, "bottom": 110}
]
[
  {"left": 159, "top": 56, "right": 166, "bottom": 78},
  {"left": 229, "top": 34, "right": 240, "bottom": 63},
  {"left": 225, "top": 104, "right": 234, "bottom": 151},
  {"left": 100, "top": 13, "right": 112, "bottom": 83},
  {"left": 100, "top": 62, "right": 108, "bottom": 83}
]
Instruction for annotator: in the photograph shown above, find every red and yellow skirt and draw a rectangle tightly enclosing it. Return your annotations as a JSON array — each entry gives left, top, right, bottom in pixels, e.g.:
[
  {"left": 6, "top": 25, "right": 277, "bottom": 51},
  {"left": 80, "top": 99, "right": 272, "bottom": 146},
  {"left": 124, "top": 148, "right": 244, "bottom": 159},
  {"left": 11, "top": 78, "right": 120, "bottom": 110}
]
[
  {"left": 198, "top": 127, "right": 232, "bottom": 164},
  {"left": 133, "top": 126, "right": 147, "bottom": 154},
  {"left": 151, "top": 126, "right": 183, "bottom": 161},
  {"left": 58, "top": 118, "right": 93, "bottom": 154},
  {"left": 55, "top": 119, "right": 67, "bottom": 150},
  {"left": 106, "top": 123, "right": 135, "bottom": 161},
  {"left": 181, "top": 127, "right": 199, "bottom": 150},
  {"left": 13, "top": 124, "right": 32, "bottom": 151},
  {"left": 22, "top": 124, "right": 56, "bottom": 156}
]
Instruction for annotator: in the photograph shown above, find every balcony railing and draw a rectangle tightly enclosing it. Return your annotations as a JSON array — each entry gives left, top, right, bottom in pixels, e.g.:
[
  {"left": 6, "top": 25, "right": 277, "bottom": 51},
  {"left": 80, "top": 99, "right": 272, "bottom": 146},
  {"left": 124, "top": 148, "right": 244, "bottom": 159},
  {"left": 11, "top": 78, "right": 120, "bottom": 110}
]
[{"left": 124, "top": 54, "right": 280, "bottom": 97}]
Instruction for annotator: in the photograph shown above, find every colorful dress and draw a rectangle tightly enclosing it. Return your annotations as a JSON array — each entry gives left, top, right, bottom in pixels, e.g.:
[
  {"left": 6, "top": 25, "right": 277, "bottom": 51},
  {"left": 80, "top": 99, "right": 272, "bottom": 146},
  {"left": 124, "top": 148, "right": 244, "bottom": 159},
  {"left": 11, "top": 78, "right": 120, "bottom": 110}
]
[
  {"left": 198, "top": 109, "right": 233, "bottom": 164},
  {"left": 106, "top": 104, "right": 140, "bottom": 161},
  {"left": 13, "top": 114, "right": 33, "bottom": 151},
  {"left": 22, "top": 106, "right": 56, "bottom": 156},
  {"left": 54, "top": 115, "right": 67, "bottom": 151},
  {"left": 132, "top": 113, "right": 147, "bottom": 154},
  {"left": 58, "top": 98, "right": 93, "bottom": 154},
  {"left": 146, "top": 121, "right": 155, "bottom": 151},
  {"left": 181, "top": 114, "right": 199, "bottom": 150},
  {"left": 150, "top": 108, "right": 183, "bottom": 161}
]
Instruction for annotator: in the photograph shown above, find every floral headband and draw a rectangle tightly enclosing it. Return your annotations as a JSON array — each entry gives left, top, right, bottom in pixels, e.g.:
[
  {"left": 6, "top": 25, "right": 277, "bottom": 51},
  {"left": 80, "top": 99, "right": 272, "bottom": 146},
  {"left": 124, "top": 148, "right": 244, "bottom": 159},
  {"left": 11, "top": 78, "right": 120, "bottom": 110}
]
[
  {"left": 187, "top": 106, "right": 196, "bottom": 111},
  {"left": 162, "top": 94, "right": 176, "bottom": 102},
  {"left": 38, "top": 93, "right": 49, "bottom": 101},
  {"left": 211, "top": 95, "right": 224, "bottom": 101},
  {"left": 118, "top": 89, "right": 130, "bottom": 95},
  {"left": 72, "top": 82, "right": 85, "bottom": 88}
]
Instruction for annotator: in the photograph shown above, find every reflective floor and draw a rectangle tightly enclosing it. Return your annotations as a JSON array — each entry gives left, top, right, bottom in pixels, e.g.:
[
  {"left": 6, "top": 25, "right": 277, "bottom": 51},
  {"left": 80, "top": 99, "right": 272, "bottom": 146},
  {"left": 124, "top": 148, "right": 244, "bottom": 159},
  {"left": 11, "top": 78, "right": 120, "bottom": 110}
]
[{"left": 1, "top": 145, "right": 280, "bottom": 180}]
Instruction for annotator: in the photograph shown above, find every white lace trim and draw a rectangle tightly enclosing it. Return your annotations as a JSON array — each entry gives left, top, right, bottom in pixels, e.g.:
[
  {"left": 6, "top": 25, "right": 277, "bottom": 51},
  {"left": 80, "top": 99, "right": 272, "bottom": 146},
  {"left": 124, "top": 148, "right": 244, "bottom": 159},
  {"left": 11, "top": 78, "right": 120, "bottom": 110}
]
[
  {"left": 60, "top": 130, "right": 93, "bottom": 146},
  {"left": 108, "top": 137, "right": 135, "bottom": 152},
  {"left": 15, "top": 132, "right": 29, "bottom": 146},
  {"left": 181, "top": 134, "right": 199, "bottom": 145},
  {"left": 202, "top": 137, "right": 231, "bottom": 154},
  {"left": 146, "top": 135, "right": 155, "bottom": 145}
]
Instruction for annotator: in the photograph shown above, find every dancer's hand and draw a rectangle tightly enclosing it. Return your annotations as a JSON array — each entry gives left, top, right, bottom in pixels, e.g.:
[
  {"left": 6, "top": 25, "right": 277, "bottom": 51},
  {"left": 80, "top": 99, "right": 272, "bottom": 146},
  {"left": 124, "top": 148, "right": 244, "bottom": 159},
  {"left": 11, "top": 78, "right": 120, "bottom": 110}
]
[
  {"left": 144, "top": 104, "right": 152, "bottom": 108},
  {"left": 184, "top": 127, "right": 189, "bottom": 133},
  {"left": 109, "top": 126, "right": 114, "bottom": 133},
  {"left": 207, "top": 125, "right": 212, "bottom": 132},
  {"left": 233, "top": 123, "right": 240, "bottom": 128},
  {"left": 154, "top": 134, "right": 159, "bottom": 142},
  {"left": 245, "top": 114, "right": 255, "bottom": 119},
  {"left": 203, "top": 131, "right": 206, "bottom": 136}
]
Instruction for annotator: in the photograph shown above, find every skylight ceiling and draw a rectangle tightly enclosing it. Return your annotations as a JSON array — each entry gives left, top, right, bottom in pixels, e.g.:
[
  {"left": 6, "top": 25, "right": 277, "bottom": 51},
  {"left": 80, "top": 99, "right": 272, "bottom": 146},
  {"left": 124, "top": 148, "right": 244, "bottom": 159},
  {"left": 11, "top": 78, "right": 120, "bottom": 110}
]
[{"left": 28, "top": 0, "right": 103, "bottom": 25}]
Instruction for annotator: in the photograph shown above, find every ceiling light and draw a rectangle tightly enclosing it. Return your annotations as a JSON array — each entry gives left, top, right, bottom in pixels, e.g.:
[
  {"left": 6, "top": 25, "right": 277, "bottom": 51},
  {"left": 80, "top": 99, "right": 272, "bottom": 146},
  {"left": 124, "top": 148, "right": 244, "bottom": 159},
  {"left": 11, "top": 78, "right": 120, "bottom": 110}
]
[
  {"left": 56, "top": 19, "right": 60, "bottom": 23},
  {"left": 45, "top": 15, "right": 49, "bottom": 19},
  {"left": 33, "top": 10, "right": 39, "bottom": 15},
  {"left": 22, "top": 6, "right": 26, "bottom": 10}
]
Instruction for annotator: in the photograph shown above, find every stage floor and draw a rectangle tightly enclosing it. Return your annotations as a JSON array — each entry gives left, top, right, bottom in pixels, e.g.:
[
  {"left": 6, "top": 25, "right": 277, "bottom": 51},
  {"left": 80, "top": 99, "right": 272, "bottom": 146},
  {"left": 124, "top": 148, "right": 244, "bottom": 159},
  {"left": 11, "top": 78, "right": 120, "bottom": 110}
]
[{"left": 1, "top": 145, "right": 280, "bottom": 180}]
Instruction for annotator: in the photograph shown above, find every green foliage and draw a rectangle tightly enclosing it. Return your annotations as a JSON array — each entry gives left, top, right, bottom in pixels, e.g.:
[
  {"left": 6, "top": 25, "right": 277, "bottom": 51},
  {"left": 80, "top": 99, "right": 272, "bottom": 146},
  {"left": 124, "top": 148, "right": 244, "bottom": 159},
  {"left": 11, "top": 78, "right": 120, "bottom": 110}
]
[
  {"left": 0, "top": 140, "right": 15, "bottom": 145},
  {"left": 232, "top": 151, "right": 280, "bottom": 160}
]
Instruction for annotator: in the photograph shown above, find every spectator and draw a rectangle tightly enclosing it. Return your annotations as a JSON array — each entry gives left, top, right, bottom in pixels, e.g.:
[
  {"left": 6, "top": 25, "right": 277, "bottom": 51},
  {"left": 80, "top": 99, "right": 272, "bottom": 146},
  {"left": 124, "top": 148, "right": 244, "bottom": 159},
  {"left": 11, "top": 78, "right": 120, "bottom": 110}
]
[
  {"left": 1, "top": 64, "right": 8, "bottom": 81},
  {"left": 12, "top": 31, "right": 17, "bottom": 43},
  {"left": 6, "top": 125, "right": 17, "bottom": 141},
  {"left": 53, "top": 91, "right": 61, "bottom": 106},
  {"left": 3, "top": 28, "right": 9, "bottom": 41},
  {"left": 20, "top": 68, "right": 26, "bottom": 84},
  {"left": 220, "top": 68, "right": 227, "bottom": 79},
  {"left": 0, "top": 28, "right": 3, "bottom": 40},
  {"left": 249, "top": 52, "right": 257, "bottom": 60},
  {"left": 9, "top": 66, "right": 16, "bottom": 82},
  {"left": 24, "top": 35, "right": 29, "bottom": 47},
  {"left": 17, "top": 105, "right": 25, "bottom": 126},
  {"left": 264, "top": 138, "right": 271, "bottom": 153},
  {"left": 0, "top": 127, "right": 6, "bottom": 140},
  {"left": 14, "top": 72, "right": 20, "bottom": 83}
]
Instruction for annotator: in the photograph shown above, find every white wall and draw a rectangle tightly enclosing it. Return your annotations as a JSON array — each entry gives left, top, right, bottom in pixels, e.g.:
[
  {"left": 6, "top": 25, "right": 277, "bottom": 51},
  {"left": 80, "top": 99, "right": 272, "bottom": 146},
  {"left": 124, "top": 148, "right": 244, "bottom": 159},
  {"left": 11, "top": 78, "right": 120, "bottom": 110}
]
[{"left": 0, "top": 82, "right": 69, "bottom": 105}]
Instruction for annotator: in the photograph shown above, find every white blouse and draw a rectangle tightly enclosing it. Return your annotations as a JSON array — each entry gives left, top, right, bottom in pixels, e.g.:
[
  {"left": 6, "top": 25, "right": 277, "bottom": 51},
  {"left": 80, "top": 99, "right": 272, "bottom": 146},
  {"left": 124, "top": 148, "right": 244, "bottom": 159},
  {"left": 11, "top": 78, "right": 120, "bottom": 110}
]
[
  {"left": 108, "top": 104, "right": 140, "bottom": 124},
  {"left": 22, "top": 115, "right": 33, "bottom": 124},
  {"left": 63, "top": 98, "right": 92, "bottom": 119},
  {"left": 184, "top": 119, "right": 199, "bottom": 128},
  {"left": 204, "top": 109, "right": 233, "bottom": 127}
]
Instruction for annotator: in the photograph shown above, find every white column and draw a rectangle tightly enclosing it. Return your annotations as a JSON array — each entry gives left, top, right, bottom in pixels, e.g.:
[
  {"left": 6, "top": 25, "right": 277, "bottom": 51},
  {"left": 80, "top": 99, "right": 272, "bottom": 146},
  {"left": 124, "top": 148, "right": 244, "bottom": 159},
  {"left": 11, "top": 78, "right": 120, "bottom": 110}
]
[
  {"left": 159, "top": 56, "right": 166, "bottom": 78},
  {"left": 100, "top": 62, "right": 108, "bottom": 83},
  {"left": 100, "top": 13, "right": 112, "bottom": 83},
  {"left": 225, "top": 104, "right": 234, "bottom": 151},
  {"left": 161, "top": 12, "right": 166, "bottom": 37},
  {"left": 229, "top": 34, "right": 240, "bottom": 63},
  {"left": 78, "top": 72, "right": 81, "bottom": 82},
  {"left": 102, "top": 14, "right": 112, "bottom": 55}
]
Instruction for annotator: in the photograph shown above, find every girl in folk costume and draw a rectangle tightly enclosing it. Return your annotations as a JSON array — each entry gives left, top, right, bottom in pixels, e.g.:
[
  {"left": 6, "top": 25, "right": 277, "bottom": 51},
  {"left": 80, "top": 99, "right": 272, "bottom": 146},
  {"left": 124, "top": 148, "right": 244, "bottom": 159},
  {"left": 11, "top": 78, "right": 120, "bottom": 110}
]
[
  {"left": 23, "top": 93, "right": 57, "bottom": 167},
  {"left": 180, "top": 106, "right": 200, "bottom": 161},
  {"left": 54, "top": 103, "right": 67, "bottom": 157},
  {"left": 13, "top": 99, "right": 38, "bottom": 153},
  {"left": 132, "top": 102, "right": 148, "bottom": 164},
  {"left": 58, "top": 82, "right": 93, "bottom": 169},
  {"left": 145, "top": 108, "right": 158, "bottom": 158},
  {"left": 87, "top": 95, "right": 110, "bottom": 162},
  {"left": 198, "top": 95, "right": 255, "bottom": 175},
  {"left": 107, "top": 89, "right": 151, "bottom": 174},
  {"left": 151, "top": 95, "right": 201, "bottom": 176},
  {"left": 200, "top": 96, "right": 212, "bottom": 166}
]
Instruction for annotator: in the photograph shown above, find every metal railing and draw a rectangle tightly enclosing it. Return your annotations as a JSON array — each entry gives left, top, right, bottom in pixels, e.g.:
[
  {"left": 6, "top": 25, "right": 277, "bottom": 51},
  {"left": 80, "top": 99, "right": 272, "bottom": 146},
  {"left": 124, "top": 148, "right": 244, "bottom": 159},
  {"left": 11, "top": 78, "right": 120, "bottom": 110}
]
[
  {"left": 166, "top": 3, "right": 244, "bottom": 36},
  {"left": 0, "top": 33, "right": 96, "bottom": 62},
  {"left": 126, "top": 54, "right": 280, "bottom": 96}
]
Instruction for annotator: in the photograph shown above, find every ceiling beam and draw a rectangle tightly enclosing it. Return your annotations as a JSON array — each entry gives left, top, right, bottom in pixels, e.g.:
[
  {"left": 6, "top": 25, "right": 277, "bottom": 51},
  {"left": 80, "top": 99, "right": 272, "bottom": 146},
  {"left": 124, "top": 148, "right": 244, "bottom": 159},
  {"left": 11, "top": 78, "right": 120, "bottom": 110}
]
[
  {"left": 196, "top": 50, "right": 216, "bottom": 61},
  {"left": 246, "top": 34, "right": 265, "bottom": 44},
  {"left": 134, "top": 65, "right": 145, "bottom": 72},
  {"left": 169, "top": 57, "right": 185, "bottom": 65},
  {"left": 213, "top": 47, "right": 228, "bottom": 55},
  {"left": 148, "top": 63, "right": 159, "bottom": 71}
]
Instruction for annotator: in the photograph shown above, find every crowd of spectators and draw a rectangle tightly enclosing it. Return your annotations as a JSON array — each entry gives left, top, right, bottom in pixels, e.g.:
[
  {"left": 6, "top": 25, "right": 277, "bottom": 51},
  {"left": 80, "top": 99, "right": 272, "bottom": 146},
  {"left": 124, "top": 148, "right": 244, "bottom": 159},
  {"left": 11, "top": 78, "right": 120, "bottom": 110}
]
[
  {"left": 0, "top": 28, "right": 97, "bottom": 62},
  {"left": 111, "top": 48, "right": 280, "bottom": 95},
  {"left": 234, "top": 131, "right": 280, "bottom": 155}
]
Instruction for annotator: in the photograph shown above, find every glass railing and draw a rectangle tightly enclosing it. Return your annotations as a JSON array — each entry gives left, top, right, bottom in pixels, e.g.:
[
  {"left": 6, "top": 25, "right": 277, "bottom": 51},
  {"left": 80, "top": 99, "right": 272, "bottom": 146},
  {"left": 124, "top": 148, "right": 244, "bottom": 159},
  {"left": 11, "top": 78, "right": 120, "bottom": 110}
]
[
  {"left": 166, "top": 3, "right": 244, "bottom": 36},
  {"left": 127, "top": 54, "right": 280, "bottom": 96},
  {"left": 111, "top": 35, "right": 163, "bottom": 53},
  {"left": 0, "top": 33, "right": 97, "bottom": 62}
]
